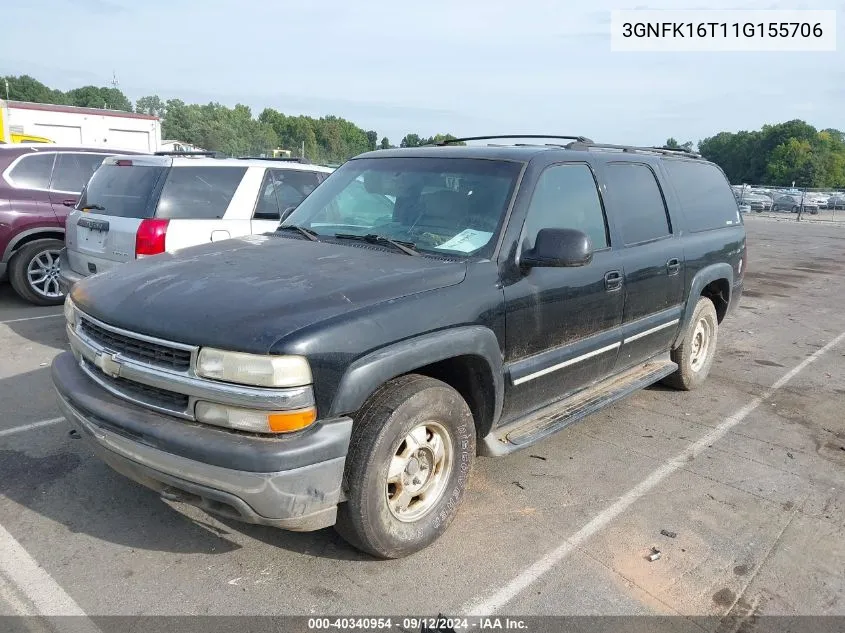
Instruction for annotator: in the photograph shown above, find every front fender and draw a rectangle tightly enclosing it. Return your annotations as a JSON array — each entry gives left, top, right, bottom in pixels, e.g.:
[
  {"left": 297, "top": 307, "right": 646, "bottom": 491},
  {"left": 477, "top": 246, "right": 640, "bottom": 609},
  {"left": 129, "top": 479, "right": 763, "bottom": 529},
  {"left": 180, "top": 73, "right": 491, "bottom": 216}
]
[
  {"left": 328, "top": 326, "right": 504, "bottom": 424},
  {"left": 674, "top": 263, "right": 734, "bottom": 347}
]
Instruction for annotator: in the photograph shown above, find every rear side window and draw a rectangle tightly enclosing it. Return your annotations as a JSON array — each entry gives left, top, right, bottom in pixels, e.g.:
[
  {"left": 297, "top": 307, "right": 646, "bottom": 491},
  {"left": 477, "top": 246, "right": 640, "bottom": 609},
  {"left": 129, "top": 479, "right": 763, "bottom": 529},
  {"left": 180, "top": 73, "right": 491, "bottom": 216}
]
[
  {"left": 155, "top": 167, "right": 247, "bottom": 220},
  {"left": 78, "top": 164, "right": 166, "bottom": 218},
  {"left": 663, "top": 160, "right": 741, "bottom": 232},
  {"left": 8, "top": 153, "right": 55, "bottom": 189},
  {"left": 253, "top": 170, "right": 281, "bottom": 220},
  {"left": 51, "top": 153, "right": 108, "bottom": 193},
  {"left": 604, "top": 163, "right": 671, "bottom": 245},
  {"left": 270, "top": 169, "right": 321, "bottom": 210}
]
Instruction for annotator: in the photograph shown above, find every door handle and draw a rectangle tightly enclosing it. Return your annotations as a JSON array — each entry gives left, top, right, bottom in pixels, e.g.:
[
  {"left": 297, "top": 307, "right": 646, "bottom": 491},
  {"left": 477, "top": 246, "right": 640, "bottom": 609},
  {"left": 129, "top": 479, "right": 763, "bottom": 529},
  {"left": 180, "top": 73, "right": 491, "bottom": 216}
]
[
  {"left": 666, "top": 258, "right": 681, "bottom": 275},
  {"left": 62, "top": 199, "right": 77, "bottom": 207},
  {"left": 604, "top": 270, "right": 623, "bottom": 291}
]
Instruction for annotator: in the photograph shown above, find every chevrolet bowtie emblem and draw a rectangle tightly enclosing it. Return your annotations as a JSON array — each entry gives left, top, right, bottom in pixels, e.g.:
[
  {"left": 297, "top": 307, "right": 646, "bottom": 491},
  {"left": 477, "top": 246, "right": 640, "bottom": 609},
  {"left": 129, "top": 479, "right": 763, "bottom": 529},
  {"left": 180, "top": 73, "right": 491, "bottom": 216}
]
[{"left": 96, "top": 352, "right": 121, "bottom": 379}]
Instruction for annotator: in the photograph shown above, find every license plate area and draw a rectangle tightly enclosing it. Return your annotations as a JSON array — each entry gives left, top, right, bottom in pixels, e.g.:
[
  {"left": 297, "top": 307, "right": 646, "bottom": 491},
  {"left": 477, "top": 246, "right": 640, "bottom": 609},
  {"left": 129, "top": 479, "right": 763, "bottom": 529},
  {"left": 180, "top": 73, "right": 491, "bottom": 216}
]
[{"left": 77, "top": 217, "right": 109, "bottom": 252}]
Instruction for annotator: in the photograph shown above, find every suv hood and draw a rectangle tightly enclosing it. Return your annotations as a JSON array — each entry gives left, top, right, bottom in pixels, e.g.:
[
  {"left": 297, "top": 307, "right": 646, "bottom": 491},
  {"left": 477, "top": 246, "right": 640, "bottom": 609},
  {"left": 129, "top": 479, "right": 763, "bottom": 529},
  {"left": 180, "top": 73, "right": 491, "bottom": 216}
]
[{"left": 70, "top": 234, "right": 467, "bottom": 352}]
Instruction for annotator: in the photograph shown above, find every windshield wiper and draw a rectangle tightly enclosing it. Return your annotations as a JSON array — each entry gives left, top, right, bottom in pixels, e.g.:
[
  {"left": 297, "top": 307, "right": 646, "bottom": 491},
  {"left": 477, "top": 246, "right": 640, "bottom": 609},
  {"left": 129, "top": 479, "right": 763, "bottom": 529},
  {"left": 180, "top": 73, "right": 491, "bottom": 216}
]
[
  {"left": 276, "top": 224, "right": 319, "bottom": 242},
  {"left": 81, "top": 203, "right": 106, "bottom": 211},
  {"left": 334, "top": 233, "right": 419, "bottom": 256}
]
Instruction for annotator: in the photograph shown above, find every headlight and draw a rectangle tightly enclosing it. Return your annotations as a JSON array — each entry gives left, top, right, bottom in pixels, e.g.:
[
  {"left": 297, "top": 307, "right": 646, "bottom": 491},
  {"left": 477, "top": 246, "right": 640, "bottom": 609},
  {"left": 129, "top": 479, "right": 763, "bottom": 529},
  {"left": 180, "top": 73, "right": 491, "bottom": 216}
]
[
  {"left": 63, "top": 296, "right": 76, "bottom": 328},
  {"left": 196, "top": 348, "right": 311, "bottom": 388},
  {"left": 195, "top": 401, "right": 316, "bottom": 434}
]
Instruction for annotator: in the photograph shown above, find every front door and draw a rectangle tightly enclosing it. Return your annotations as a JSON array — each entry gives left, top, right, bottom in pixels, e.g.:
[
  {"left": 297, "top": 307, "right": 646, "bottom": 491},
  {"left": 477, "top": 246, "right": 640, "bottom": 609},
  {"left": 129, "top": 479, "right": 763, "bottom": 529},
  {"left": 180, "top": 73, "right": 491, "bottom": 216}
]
[
  {"left": 600, "top": 161, "right": 684, "bottom": 370},
  {"left": 501, "top": 162, "right": 624, "bottom": 423}
]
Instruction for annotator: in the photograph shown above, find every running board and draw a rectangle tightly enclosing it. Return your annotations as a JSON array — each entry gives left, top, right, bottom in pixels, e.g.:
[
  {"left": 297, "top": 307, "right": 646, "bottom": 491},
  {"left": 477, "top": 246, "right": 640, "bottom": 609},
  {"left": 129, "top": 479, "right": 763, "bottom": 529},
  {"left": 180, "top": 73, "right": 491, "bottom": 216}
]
[{"left": 480, "top": 356, "right": 678, "bottom": 457}]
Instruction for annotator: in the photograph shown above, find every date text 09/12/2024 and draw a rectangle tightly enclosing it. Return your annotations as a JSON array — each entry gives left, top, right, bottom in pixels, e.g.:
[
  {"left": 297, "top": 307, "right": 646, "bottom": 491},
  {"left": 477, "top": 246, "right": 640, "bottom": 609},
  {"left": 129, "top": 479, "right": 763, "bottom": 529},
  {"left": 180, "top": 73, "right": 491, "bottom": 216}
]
[{"left": 307, "top": 617, "right": 529, "bottom": 631}]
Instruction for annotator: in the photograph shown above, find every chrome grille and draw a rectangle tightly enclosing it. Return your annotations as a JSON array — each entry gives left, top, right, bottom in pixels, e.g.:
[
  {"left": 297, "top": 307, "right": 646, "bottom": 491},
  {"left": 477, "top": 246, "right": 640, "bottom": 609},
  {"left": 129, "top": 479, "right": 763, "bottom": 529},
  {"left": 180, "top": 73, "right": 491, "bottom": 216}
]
[
  {"left": 79, "top": 317, "right": 192, "bottom": 372},
  {"left": 81, "top": 360, "right": 191, "bottom": 417}
]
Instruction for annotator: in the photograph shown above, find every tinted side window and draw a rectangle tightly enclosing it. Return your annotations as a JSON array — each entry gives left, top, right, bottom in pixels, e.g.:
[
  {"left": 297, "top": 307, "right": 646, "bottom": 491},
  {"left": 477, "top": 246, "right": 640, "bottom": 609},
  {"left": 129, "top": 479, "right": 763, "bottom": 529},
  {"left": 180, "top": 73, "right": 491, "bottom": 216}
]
[
  {"left": 271, "top": 169, "right": 321, "bottom": 210},
  {"left": 663, "top": 160, "right": 742, "bottom": 232},
  {"left": 8, "top": 153, "right": 56, "bottom": 189},
  {"left": 523, "top": 163, "right": 608, "bottom": 250},
  {"left": 253, "top": 170, "right": 281, "bottom": 220},
  {"left": 51, "top": 153, "right": 108, "bottom": 192},
  {"left": 155, "top": 167, "right": 247, "bottom": 220},
  {"left": 604, "top": 163, "right": 670, "bottom": 245}
]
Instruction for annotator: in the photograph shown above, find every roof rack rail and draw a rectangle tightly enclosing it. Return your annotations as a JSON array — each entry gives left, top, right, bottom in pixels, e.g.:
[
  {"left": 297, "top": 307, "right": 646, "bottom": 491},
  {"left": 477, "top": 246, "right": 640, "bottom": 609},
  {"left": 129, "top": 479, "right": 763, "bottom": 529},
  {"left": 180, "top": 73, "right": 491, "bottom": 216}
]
[
  {"left": 564, "top": 141, "right": 702, "bottom": 158},
  {"left": 154, "top": 150, "right": 222, "bottom": 157},
  {"left": 236, "top": 156, "right": 312, "bottom": 164},
  {"left": 436, "top": 134, "right": 593, "bottom": 146}
]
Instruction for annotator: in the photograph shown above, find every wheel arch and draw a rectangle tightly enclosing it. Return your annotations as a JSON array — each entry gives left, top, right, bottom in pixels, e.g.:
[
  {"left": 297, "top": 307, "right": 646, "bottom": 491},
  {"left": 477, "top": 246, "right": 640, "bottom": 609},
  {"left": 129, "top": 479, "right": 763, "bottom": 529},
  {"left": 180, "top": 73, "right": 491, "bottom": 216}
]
[
  {"left": 673, "top": 264, "right": 733, "bottom": 348},
  {"left": 329, "top": 326, "right": 504, "bottom": 440},
  {"left": 3, "top": 228, "right": 66, "bottom": 263}
]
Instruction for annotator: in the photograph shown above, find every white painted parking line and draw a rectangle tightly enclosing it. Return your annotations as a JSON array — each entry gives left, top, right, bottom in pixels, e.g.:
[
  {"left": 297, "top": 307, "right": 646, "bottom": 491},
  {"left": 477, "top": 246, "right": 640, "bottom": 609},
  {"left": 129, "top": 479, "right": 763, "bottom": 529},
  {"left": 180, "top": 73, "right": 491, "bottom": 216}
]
[
  {"left": 0, "top": 522, "right": 88, "bottom": 618},
  {"left": 464, "top": 329, "right": 845, "bottom": 616},
  {"left": 0, "top": 418, "right": 64, "bottom": 438},
  {"left": 0, "top": 313, "right": 63, "bottom": 325}
]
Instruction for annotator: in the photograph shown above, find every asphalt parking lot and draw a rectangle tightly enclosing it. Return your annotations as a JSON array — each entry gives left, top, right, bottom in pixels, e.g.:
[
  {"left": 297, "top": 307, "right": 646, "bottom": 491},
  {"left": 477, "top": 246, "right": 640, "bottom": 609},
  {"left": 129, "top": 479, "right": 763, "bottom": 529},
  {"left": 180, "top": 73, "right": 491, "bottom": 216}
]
[{"left": 1, "top": 217, "right": 844, "bottom": 624}]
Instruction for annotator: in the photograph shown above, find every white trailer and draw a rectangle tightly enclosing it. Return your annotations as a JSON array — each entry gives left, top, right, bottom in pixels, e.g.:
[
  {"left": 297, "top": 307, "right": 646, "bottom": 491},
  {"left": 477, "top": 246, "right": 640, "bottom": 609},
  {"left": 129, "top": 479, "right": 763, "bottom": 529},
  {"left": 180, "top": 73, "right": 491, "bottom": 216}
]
[{"left": 0, "top": 99, "right": 161, "bottom": 152}]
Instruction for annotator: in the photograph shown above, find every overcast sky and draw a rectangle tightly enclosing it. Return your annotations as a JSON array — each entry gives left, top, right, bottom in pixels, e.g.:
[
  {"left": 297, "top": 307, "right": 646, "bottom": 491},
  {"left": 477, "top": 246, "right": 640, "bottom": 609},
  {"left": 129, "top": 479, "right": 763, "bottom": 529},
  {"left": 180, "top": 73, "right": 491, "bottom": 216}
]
[{"left": 2, "top": 0, "right": 842, "bottom": 146}]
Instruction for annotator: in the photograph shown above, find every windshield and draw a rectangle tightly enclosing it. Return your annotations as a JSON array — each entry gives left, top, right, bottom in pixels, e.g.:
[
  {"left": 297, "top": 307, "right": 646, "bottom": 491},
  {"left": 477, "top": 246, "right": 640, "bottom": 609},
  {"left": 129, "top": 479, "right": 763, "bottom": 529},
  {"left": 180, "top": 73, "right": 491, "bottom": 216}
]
[
  {"left": 281, "top": 157, "right": 523, "bottom": 257},
  {"left": 78, "top": 164, "right": 166, "bottom": 218}
]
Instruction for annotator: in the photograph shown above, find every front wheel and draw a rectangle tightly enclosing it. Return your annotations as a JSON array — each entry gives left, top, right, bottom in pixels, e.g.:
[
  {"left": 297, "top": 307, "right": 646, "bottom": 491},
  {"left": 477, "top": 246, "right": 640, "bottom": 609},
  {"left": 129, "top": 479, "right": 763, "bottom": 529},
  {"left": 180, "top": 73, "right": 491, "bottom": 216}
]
[
  {"left": 8, "top": 239, "right": 66, "bottom": 306},
  {"left": 662, "top": 297, "right": 719, "bottom": 391},
  {"left": 335, "top": 374, "right": 475, "bottom": 558}
]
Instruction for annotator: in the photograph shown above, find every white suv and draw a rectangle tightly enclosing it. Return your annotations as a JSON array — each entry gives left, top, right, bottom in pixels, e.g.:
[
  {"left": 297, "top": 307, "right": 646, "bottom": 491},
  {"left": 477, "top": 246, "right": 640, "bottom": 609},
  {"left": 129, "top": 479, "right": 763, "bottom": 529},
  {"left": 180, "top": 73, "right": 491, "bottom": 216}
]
[{"left": 59, "top": 153, "right": 334, "bottom": 291}]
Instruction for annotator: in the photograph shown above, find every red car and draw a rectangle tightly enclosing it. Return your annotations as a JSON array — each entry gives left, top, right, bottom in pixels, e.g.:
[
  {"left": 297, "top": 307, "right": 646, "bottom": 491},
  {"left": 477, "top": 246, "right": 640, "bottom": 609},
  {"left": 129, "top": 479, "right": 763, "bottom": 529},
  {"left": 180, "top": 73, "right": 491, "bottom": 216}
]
[{"left": 0, "top": 145, "right": 141, "bottom": 305}]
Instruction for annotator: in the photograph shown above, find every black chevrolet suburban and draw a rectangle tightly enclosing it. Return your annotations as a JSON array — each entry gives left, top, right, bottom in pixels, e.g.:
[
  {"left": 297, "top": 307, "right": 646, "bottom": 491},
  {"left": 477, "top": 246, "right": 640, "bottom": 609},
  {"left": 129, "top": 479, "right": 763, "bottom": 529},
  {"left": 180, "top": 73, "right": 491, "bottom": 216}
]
[{"left": 52, "top": 136, "right": 746, "bottom": 558}]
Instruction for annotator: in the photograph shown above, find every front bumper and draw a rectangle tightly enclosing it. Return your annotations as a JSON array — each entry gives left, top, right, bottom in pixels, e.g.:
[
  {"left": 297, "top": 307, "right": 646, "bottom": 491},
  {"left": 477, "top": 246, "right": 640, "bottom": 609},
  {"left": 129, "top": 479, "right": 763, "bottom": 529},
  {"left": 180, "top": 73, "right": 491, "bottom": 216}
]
[
  {"left": 52, "top": 352, "right": 353, "bottom": 531},
  {"left": 58, "top": 248, "right": 85, "bottom": 295}
]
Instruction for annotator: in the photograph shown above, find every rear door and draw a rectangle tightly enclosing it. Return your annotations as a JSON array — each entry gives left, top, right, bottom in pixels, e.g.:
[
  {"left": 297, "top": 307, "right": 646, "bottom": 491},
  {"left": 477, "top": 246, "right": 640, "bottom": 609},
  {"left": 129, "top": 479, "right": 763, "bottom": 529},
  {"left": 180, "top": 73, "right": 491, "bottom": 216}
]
[
  {"left": 48, "top": 151, "right": 111, "bottom": 226},
  {"left": 65, "top": 156, "right": 168, "bottom": 277},
  {"left": 251, "top": 167, "right": 324, "bottom": 234},
  {"left": 600, "top": 161, "right": 684, "bottom": 370}
]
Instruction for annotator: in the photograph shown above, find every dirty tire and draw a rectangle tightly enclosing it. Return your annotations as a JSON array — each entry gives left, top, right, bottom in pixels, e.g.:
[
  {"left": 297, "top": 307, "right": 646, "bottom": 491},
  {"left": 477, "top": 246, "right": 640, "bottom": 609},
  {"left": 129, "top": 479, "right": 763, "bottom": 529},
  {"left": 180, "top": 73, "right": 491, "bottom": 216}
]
[
  {"left": 8, "top": 239, "right": 66, "bottom": 306},
  {"left": 662, "top": 297, "right": 719, "bottom": 391},
  {"left": 334, "top": 374, "right": 475, "bottom": 559}
]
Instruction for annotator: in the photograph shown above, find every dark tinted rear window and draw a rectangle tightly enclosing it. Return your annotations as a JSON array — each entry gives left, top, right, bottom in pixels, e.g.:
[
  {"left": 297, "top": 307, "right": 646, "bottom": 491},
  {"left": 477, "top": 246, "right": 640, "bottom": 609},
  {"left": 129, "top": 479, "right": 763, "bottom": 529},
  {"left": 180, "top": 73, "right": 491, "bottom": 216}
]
[
  {"left": 155, "top": 167, "right": 247, "bottom": 220},
  {"left": 78, "top": 164, "right": 166, "bottom": 218},
  {"left": 604, "top": 162, "right": 671, "bottom": 245},
  {"left": 8, "top": 153, "right": 55, "bottom": 189},
  {"left": 663, "top": 160, "right": 741, "bottom": 232}
]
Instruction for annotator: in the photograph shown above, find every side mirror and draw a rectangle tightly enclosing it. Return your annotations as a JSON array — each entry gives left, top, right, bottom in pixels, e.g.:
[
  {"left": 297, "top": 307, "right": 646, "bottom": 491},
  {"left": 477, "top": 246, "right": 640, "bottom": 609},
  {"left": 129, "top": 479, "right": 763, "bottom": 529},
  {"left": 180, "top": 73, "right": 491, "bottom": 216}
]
[
  {"left": 521, "top": 228, "right": 593, "bottom": 268},
  {"left": 279, "top": 206, "right": 297, "bottom": 222}
]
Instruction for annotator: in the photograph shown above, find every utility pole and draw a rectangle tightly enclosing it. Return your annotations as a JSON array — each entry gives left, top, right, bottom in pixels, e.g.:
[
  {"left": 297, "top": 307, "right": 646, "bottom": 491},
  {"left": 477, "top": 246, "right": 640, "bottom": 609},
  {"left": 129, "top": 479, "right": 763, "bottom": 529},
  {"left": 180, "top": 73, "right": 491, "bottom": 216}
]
[{"left": 4, "top": 78, "right": 9, "bottom": 101}]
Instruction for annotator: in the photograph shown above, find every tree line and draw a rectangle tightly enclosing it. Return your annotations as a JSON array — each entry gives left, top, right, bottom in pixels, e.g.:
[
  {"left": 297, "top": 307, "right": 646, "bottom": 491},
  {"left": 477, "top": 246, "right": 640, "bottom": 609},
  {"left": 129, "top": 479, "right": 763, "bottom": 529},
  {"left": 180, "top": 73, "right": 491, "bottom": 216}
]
[
  {"left": 5, "top": 75, "right": 844, "bottom": 185},
  {"left": 3, "top": 75, "right": 459, "bottom": 163}
]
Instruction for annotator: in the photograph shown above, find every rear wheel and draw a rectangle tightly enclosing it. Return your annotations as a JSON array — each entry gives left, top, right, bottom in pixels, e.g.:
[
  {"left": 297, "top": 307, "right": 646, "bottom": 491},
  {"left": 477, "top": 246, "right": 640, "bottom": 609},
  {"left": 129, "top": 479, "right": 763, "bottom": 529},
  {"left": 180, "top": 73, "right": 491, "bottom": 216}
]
[
  {"left": 662, "top": 297, "right": 718, "bottom": 391},
  {"left": 8, "top": 239, "right": 66, "bottom": 306},
  {"left": 335, "top": 374, "right": 475, "bottom": 558}
]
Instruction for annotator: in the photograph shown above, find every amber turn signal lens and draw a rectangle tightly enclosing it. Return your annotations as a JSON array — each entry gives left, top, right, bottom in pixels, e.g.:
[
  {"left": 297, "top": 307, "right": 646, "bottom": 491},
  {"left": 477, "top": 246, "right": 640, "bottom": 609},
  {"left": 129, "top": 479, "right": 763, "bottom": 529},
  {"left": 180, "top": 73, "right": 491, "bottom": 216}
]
[{"left": 267, "top": 408, "right": 317, "bottom": 433}]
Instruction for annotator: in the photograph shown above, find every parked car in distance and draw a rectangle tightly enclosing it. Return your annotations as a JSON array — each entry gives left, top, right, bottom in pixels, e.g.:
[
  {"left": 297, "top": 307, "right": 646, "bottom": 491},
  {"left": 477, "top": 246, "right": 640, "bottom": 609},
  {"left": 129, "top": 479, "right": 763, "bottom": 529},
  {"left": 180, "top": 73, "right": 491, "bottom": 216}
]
[
  {"left": 59, "top": 154, "right": 334, "bottom": 293},
  {"left": 737, "top": 192, "right": 772, "bottom": 212},
  {"left": 0, "top": 144, "right": 144, "bottom": 305},
  {"left": 53, "top": 138, "right": 746, "bottom": 558},
  {"left": 827, "top": 194, "right": 845, "bottom": 209},
  {"left": 771, "top": 194, "right": 819, "bottom": 214}
]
